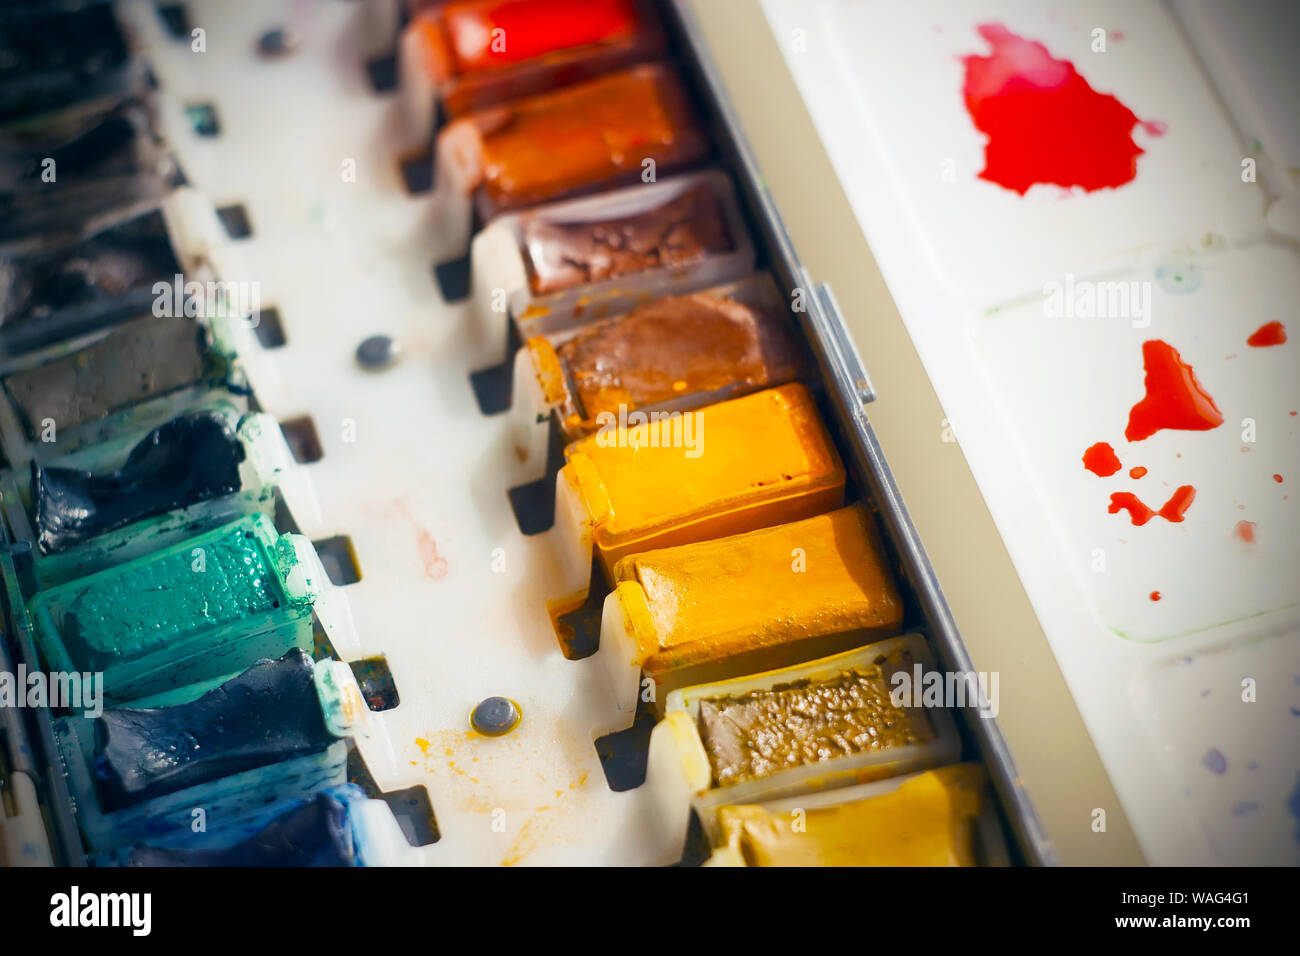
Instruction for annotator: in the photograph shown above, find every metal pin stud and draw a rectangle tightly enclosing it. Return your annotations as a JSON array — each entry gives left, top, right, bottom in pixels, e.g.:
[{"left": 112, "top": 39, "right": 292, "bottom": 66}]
[
  {"left": 471, "top": 697, "right": 521, "bottom": 737},
  {"left": 356, "top": 334, "right": 399, "bottom": 370},
  {"left": 257, "top": 28, "right": 298, "bottom": 58}
]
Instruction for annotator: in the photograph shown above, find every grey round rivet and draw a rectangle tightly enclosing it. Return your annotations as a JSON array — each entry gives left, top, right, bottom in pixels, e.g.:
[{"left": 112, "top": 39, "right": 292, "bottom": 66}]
[
  {"left": 257, "top": 28, "right": 298, "bottom": 58},
  {"left": 356, "top": 334, "right": 398, "bottom": 370},
  {"left": 471, "top": 697, "right": 520, "bottom": 737}
]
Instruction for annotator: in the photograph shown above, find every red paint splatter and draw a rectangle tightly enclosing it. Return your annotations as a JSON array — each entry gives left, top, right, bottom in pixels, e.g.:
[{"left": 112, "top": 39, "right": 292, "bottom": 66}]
[
  {"left": 1129, "top": 466, "right": 1147, "bottom": 479},
  {"left": 1246, "top": 321, "right": 1287, "bottom": 347},
  {"left": 1159, "top": 485, "right": 1197, "bottom": 522},
  {"left": 1109, "top": 492, "right": 1153, "bottom": 525},
  {"left": 961, "top": 23, "right": 1163, "bottom": 195},
  {"left": 1233, "top": 520, "right": 1257, "bottom": 543},
  {"left": 395, "top": 501, "right": 449, "bottom": 580},
  {"left": 1149, "top": 590, "right": 1161, "bottom": 602},
  {"left": 1108, "top": 485, "right": 1197, "bottom": 526},
  {"left": 1083, "top": 441, "right": 1122, "bottom": 476},
  {"left": 1274, "top": 474, "right": 1284, "bottom": 483},
  {"left": 1125, "top": 340, "right": 1224, "bottom": 442}
]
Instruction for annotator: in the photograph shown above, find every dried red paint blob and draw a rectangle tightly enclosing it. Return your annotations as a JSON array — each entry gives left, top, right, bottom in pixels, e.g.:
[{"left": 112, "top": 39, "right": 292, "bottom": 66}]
[
  {"left": 1126, "top": 340, "right": 1224, "bottom": 442},
  {"left": 1149, "top": 590, "right": 1161, "bottom": 602},
  {"left": 1130, "top": 466, "right": 1147, "bottom": 479},
  {"left": 1108, "top": 485, "right": 1197, "bottom": 526},
  {"left": 1110, "top": 492, "right": 1153, "bottom": 525},
  {"left": 1083, "top": 441, "right": 1122, "bottom": 476},
  {"left": 961, "top": 23, "right": 1163, "bottom": 195},
  {"left": 1233, "top": 520, "right": 1257, "bottom": 543},
  {"left": 1159, "top": 485, "right": 1197, "bottom": 522},
  {"left": 1275, "top": 474, "right": 1284, "bottom": 483},
  {"left": 1246, "top": 321, "right": 1287, "bottom": 347}
]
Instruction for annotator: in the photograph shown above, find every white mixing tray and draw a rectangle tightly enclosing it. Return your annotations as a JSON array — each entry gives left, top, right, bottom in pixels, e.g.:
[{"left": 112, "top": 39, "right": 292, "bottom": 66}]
[{"left": 761, "top": 0, "right": 1300, "bottom": 864}]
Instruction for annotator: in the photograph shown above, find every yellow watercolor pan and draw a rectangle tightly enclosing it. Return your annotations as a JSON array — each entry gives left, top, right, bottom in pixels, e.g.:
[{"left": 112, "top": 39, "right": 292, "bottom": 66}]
[
  {"left": 708, "top": 763, "right": 994, "bottom": 867},
  {"left": 554, "top": 381, "right": 844, "bottom": 575},
  {"left": 596, "top": 503, "right": 903, "bottom": 710}
]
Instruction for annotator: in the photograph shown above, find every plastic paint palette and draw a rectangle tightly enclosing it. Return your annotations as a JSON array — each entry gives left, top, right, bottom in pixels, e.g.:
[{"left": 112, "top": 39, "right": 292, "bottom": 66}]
[{"left": 762, "top": 0, "right": 1300, "bottom": 863}]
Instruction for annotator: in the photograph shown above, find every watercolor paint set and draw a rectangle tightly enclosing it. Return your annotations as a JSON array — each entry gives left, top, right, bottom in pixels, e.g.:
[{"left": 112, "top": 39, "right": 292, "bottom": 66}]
[{"left": 0, "top": 0, "right": 1075, "bottom": 869}]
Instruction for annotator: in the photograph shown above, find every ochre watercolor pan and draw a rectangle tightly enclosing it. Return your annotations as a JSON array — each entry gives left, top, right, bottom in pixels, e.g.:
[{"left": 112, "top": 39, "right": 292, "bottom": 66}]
[
  {"left": 430, "top": 62, "right": 710, "bottom": 259},
  {"left": 509, "top": 272, "right": 803, "bottom": 462}
]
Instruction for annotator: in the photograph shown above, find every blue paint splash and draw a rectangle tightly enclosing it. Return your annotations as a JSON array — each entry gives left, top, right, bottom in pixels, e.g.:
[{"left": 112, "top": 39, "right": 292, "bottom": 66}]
[
  {"left": 1289, "top": 773, "right": 1300, "bottom": 845},
  {"left": 1202, "top": 748, "right": 1227, "bottom": 774}
]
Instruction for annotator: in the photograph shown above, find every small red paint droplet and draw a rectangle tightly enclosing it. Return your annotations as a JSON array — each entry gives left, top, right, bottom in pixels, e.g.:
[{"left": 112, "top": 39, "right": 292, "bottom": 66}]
[
  {"left": 1233, "top": 520, "right": 1257, "bottom": 543},
  {"left": 1246, "top": 321, "right": 1287, "bottom": 347},
  {"left": 1108, "top": 485, "right": 1197, "bottom": 526},
  {"left": 1126, "top": 340, "right": 1224, "bottom": 442},
  {"left": 1274, "top": 474, "right": 1284, "bottom": 483},
  {"left": 961, "top": 23, "right": 1161, "bottom": 195},
  {"left": 1129, "top": 466, "right": 1147, "bottom": 479},
  {"left": 1083, "top": 441, "right": 1122, "bottom": 476},
  {"left": 1149, "top": 590, "right": 1161, "bottom": 602}
]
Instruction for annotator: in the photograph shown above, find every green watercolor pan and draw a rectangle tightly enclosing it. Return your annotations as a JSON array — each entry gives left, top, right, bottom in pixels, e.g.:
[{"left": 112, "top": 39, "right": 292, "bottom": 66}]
[{"left": 28, "top": 513, "right": 325, "bottom": 705}]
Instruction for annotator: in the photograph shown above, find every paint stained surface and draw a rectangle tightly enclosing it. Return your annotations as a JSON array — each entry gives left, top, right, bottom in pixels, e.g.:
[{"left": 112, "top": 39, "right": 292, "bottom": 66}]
[
  {"left": 961, "top": 23, "right": 1163, "bottom": 195},
  {"left": 1125, "top": 340, "right": 1223, "bottom": 442}
]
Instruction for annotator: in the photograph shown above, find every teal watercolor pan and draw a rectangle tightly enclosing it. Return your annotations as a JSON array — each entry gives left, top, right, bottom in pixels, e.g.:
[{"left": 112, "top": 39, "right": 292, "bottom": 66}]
[
  {"left": 0, "top": 404, "right": 296, "bottom": 586},
  {"left": 29, "top": 513, "right": 321, "bottom": 705}
]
